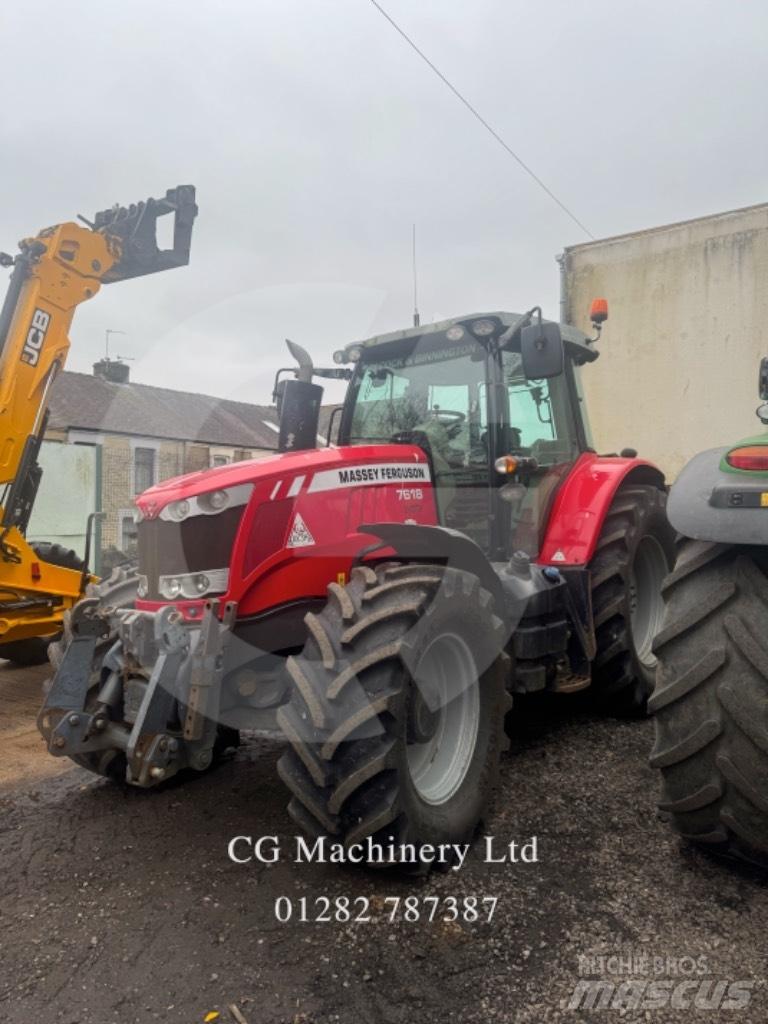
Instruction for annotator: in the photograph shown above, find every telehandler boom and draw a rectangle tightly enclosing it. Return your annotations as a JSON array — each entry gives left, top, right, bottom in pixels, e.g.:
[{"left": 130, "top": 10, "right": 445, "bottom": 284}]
[{"left": 0, "top": 186, "right": 197, "bottom": 663}]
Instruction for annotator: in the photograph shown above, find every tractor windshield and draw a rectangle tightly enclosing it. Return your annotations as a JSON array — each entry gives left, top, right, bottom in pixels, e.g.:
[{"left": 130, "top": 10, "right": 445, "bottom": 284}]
[
  {"left": 346, "top": 337, "right": 492, "bottom": 546},
  {"left": 347, "top": 339, "right": 579, "bottom": 466},
  {"left": 348, "top": 339, "right": 488, "bottom": 454}
]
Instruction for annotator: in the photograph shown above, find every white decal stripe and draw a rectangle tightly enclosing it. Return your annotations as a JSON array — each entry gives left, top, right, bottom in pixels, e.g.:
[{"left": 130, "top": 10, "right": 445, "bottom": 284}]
[
  {"left": 269, "top": 480, "right": 282, "bottom": 500},
  {"left": 308, "top": 462, "right": 430, "bottom": 493},
  {"left": 287, "top": 474, "right": 306, "bottom": 498}
]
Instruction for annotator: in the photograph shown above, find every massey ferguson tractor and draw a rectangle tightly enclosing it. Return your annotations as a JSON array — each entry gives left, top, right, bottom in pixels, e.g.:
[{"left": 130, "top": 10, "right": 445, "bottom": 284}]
[
  {"left": 39, "top": 296, "right": 675, "bottom": 868},
  {"left": 651, "top": 357, "right": 768, "bottom": 867}
]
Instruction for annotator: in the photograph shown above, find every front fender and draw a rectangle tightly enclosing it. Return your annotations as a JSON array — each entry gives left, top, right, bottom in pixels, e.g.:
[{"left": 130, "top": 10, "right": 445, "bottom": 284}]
[
  {"left": 668, "top": 446, "right": 768, "bottom": 544},
  {"left": 538, "top": 453, "right": 666, "bottom": 566},
  {"left": 358, "top": 522, "right": 505, "bottom": 611}
]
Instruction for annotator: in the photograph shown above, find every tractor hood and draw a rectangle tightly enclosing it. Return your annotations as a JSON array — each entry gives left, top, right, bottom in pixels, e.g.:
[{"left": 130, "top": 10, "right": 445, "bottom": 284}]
[
  {"left": 133, "top": 443, "right": 437, "bottom": 621},
  {"left": 135, "top": 445, "right": 430, "bottom": 519}
]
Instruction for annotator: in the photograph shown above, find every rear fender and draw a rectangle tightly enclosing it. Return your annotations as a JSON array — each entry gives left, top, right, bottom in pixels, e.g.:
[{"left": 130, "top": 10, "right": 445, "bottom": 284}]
[
  {"left": 538, "top": 453, "right": 666, "bottom": 566},
  {"left": 668, "top": 446, "right": 768, "bottom": 544}
]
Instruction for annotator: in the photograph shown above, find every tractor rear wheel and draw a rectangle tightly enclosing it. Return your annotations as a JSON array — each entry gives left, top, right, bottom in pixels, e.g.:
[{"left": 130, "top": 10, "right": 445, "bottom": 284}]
[
  {"left": 0, "top": 543, "right": 86, "bottom": 667},
  {"left": 650, "top": 541, "right": 768, "bottom": 867},
  {"left": 277, "top": 564, "right": 510, "bottom": 868},
  {"left": 589, "top": 484, "right": 676, "bottom": 715}
]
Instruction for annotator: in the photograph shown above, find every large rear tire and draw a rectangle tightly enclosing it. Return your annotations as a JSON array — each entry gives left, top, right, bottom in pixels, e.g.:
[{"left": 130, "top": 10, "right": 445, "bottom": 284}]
[
  {"left": 650, "top": 541, "right": 768, "bottom": 867},
  {"left": 0, "top": 543, "right": 87, "bottom": 667},
  {"left": 589, "top": 484, "right": 676, "bottom": 715},
  {"left": 277, "top": 564, "right": 510, "bottom": 868}
]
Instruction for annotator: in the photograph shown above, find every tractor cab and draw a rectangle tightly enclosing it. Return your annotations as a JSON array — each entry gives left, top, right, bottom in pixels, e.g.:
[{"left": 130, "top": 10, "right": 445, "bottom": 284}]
[{"left": 334, "top": 311, "right": 597, "bottom": 560}]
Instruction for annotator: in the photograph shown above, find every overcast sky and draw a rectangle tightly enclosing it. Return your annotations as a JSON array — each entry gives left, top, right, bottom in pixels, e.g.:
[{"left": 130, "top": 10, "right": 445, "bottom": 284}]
[{"left": 2, "top": 0, "right": 767, "bottom": 406}]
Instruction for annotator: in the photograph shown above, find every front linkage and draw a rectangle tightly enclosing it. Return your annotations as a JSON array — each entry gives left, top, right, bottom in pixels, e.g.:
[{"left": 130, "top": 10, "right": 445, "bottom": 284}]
[{"left": 38, "top": 599, "right": 235, "bottom": 787}]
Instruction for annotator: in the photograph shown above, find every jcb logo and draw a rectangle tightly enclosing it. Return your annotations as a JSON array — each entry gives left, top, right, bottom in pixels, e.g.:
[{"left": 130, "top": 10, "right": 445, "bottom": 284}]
[{"left": 21, "top": 308, "right": 50, "bottom": 366}]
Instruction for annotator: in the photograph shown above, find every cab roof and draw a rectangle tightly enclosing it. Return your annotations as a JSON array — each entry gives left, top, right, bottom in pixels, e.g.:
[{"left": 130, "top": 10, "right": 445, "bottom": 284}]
[{"left": 341, "top": 310, "right": 597, "bottom": 364}]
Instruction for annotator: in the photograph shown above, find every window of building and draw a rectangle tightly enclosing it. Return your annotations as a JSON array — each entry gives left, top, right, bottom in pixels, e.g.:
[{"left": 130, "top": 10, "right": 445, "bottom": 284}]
[
  {"left": 134, "top": 447, "right": 156, "bottom": 494},
  {"left": 209, "top": 447, "right": 234, "bottom": 467},
  {"left": 119, "top": 510, "right": 139, "bottom": 556}
]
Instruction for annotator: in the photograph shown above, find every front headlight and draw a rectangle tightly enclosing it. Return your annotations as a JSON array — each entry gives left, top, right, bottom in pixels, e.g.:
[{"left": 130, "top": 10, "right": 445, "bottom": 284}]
[
  {"left": 159, "top": 483, "right": 252, "bottom": 522},
  {"left": 157, "top": 569, "right": 229, "bottom": 601},
  {"left": 166, "top": 499, "right": 191, "bottom": 522},
  {"left": 137, "top": 574, "right": 148, "bottom": 598},
  {"left": 199, "top": 489, "right": 228, "bottom": 512},
  {"left": 160, "top": 577, "right": 183, "bottom": 599},
  {"left": 193, "top": 573, "right": 210, "bottom": 594}
]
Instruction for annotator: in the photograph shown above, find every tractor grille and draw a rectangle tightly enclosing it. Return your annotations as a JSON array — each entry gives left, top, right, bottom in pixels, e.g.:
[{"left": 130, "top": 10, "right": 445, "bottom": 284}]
[{"left": 137, "top": 505, "right": 244, "bottom": 600}]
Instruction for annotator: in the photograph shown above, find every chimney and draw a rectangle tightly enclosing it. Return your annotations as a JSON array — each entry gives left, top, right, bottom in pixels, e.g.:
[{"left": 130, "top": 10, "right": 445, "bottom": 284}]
[{"left": 93, "top": 358, "right": 130, "bottom": 384}]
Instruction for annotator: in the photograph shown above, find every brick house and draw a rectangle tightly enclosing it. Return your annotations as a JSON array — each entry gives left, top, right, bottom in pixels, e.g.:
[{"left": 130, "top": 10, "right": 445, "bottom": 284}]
[{"left": 44, "top": 360, "right": 281, "bottom": 565}]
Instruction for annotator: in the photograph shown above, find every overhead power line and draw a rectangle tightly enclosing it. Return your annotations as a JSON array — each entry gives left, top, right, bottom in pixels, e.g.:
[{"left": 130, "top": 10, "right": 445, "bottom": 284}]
[{"left": 368, "top": 0, "right": 595, "bottom": 240}]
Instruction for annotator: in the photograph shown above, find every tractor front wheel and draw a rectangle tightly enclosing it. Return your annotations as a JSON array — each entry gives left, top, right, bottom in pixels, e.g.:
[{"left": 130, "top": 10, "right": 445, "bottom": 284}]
[
  {"left": 277, "top": 564, "right": 510, "bottom": 868},
  {"left": 589, "top": 484, "right": 676, "bottom": 715},
  {"left": 650, "top": 541, "right": 768, "bottom": 867}
]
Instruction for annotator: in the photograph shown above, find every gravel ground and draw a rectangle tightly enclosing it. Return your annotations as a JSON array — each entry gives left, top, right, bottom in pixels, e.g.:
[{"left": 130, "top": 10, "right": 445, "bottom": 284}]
[{"left": 1, "top": 666, "right": 766, "bottom": 1024}]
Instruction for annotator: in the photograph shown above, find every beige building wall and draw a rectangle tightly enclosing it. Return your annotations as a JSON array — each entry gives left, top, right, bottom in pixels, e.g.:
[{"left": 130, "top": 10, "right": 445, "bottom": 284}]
[
  {"left": 100, "top": 436, "right": 187, "bottom": 551},
  {"left": 42, "top": 422, "right": 274, "bottom": 562},
  {"left": 564, "top": 203, "right": 768, "bottom": 480},
  {"left": 100, "top": 435, "right": 133, "bottom": 549}
]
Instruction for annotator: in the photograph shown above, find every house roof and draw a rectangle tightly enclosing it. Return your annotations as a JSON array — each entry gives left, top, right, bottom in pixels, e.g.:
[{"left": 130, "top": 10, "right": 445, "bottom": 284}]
[{"left": 48, "top": 371, "right": 281, "bottom": 449}]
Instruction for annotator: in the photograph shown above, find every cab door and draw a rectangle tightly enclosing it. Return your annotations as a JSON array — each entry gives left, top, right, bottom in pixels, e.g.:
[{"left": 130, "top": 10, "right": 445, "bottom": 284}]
[{"left": 494, "top": 349, "right": 585, "bottom": 559}]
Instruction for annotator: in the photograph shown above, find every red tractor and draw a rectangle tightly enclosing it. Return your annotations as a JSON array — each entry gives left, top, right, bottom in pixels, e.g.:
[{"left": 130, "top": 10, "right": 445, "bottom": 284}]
[{"left": 40, "top": 302, "right": 675, "bottom": 866}]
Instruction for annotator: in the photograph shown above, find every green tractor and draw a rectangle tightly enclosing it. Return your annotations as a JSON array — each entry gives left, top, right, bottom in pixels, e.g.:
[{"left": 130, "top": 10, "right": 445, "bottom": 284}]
[{"left": 651, "top": 356, "right": 768, "bottom": 866}]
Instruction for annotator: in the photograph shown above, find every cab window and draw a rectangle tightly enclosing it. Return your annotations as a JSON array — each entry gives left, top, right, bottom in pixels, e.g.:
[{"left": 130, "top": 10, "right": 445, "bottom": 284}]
[{"left": 503, "top": 351, "right": 580, "bottom": 465}]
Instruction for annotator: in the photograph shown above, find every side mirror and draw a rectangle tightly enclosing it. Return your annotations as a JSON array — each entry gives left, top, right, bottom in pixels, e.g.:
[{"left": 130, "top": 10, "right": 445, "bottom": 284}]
[
  {"left": 274, "top": 379, "right": 286, "bottom": 418},
  {"left": 759, "top": 356, "right": 768, "bottom": 401},
  {"left": 277, "top": 378, "right": 323, "bottom": 452},
  {"left": 520, "top": 322, "right": 564, "bottom": 380}
]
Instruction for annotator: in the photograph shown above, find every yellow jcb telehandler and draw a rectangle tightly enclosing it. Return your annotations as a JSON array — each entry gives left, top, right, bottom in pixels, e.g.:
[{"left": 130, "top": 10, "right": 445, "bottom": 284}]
[{"left": 0, "top": 186, "right": 197, "bottom": 664}]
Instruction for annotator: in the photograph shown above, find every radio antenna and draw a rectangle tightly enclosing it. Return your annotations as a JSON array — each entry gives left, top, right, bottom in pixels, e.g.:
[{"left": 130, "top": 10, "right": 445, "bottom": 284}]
[
  {"left": 412, "top": 223, "right": 420, "bottom": 327},
  {"left": 105, "top": 328, "right": 126, "bottom": 360}
]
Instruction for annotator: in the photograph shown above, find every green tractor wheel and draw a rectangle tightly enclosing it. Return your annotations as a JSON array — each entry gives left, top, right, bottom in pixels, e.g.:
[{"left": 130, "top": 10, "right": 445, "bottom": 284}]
[{"left": 651, "top": 541, "right": 768, "bottom": 867}]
